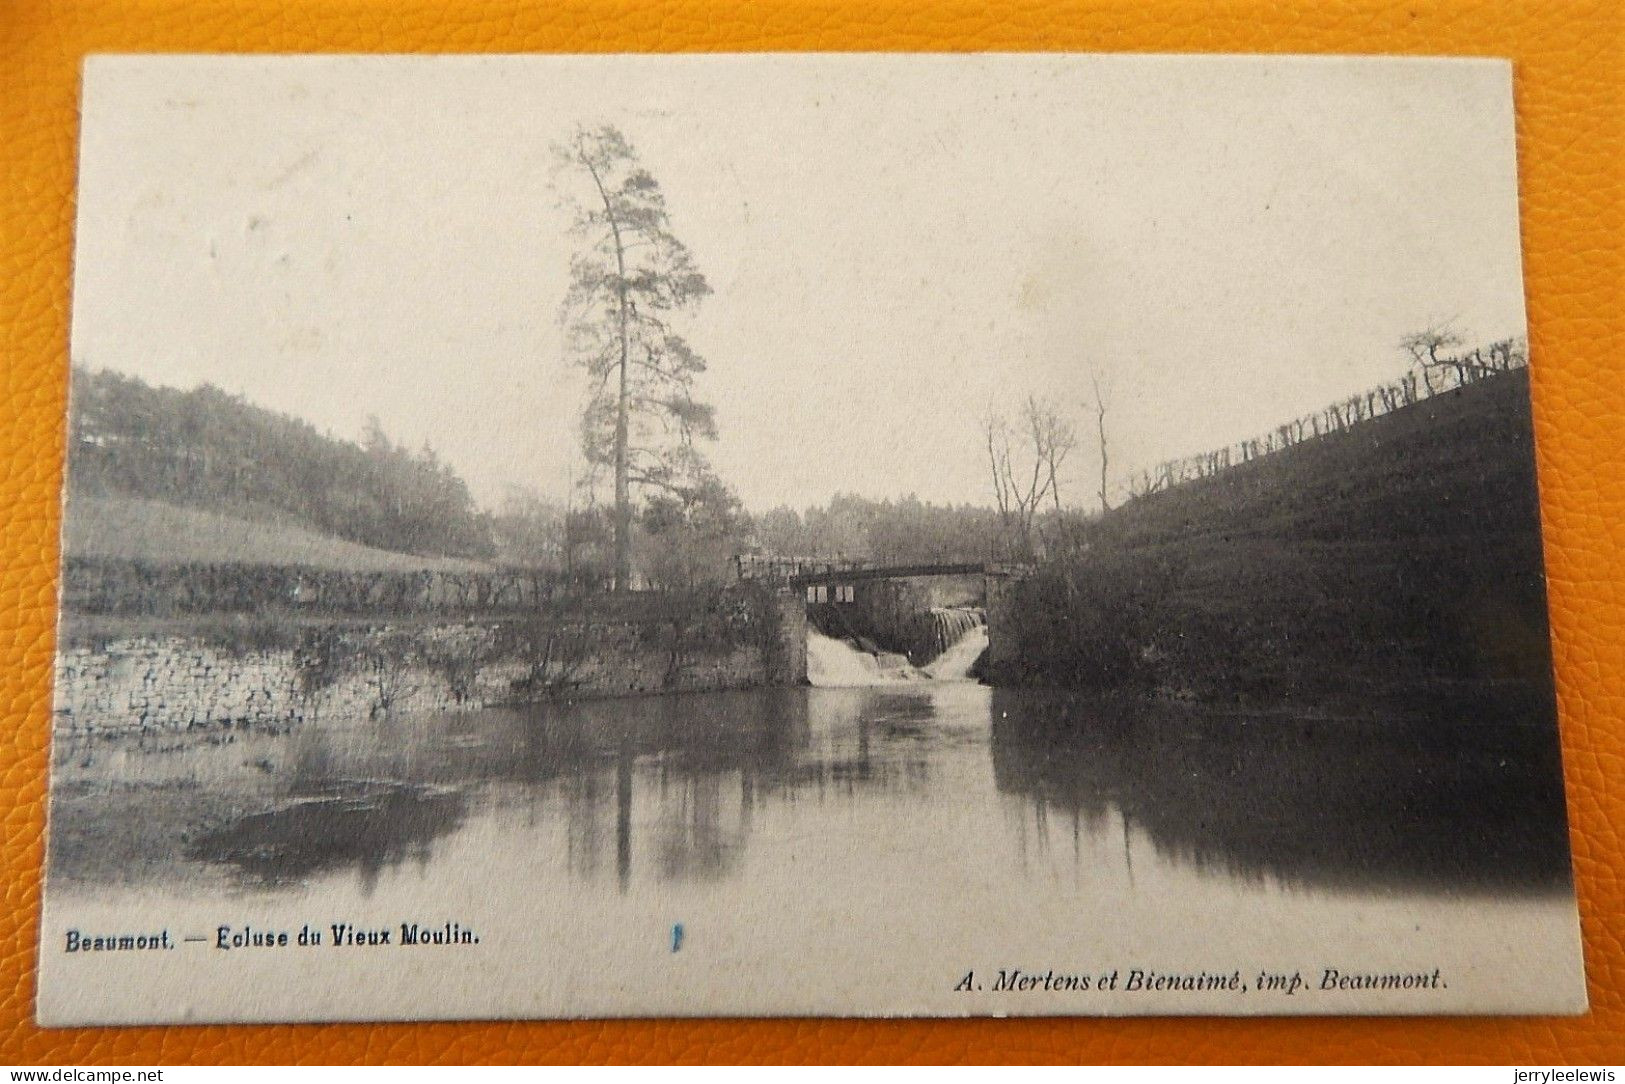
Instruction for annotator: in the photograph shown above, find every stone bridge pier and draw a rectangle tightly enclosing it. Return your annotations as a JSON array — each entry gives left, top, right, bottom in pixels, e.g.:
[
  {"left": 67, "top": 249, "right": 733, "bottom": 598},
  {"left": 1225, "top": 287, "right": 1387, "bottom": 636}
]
[{"left": 981, "top": 570, "right": 1021, "bottom": 674}]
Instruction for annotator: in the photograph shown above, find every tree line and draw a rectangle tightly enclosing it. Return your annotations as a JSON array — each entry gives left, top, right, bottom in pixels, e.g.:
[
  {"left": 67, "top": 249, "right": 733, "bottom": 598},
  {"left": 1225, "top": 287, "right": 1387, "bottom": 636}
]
[
  {"left": 750, "top": 493, "right": 1008, "bottom": 567},
  {"left": 66, "top": 125, "right": 1043, "bottom": 589},
  {"left": 68, "top": 366, "right": 496, "bottom": 561}
]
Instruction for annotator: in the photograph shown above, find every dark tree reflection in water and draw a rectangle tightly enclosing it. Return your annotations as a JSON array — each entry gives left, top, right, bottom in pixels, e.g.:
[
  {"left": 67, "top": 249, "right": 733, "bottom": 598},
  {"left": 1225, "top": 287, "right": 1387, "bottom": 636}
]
[
  {"left": 51, "top": 681, "right": 1571, "bottom": 902},
  {"left": 988, "top": 686, "right": 1572, "bottom": 896}
]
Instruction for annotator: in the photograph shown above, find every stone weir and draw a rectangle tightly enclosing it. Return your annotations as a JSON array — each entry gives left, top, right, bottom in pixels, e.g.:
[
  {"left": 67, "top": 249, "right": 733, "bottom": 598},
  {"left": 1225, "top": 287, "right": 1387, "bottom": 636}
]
[
  {"left": 805, "top": 573, "right": 986, "bottom": 665},
  {"left": 922, "top": 606, "right": 986, "bottom": 660}
]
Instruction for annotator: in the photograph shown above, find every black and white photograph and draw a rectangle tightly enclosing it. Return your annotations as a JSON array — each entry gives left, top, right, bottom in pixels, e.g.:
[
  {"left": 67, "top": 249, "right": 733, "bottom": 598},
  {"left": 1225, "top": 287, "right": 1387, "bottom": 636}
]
[{"left": 38, "top": 53, "right": 1584, "bottom": 1024}]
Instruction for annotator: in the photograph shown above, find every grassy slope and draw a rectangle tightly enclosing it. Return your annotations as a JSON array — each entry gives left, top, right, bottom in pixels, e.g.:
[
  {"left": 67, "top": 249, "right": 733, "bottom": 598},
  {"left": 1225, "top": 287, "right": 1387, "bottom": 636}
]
[
  {"left": 63, "top": 494, "right": 492, "bottom": 573},
  {"left": 1015, "top": 370, "right": 1555, "bottom": 703}
]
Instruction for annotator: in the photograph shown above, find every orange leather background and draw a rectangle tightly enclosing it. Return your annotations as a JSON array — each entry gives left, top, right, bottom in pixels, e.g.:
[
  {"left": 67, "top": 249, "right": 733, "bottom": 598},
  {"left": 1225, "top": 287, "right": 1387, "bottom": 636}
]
[{"left": 2, "top": 0, "right": 1621, "bottom": 1065}]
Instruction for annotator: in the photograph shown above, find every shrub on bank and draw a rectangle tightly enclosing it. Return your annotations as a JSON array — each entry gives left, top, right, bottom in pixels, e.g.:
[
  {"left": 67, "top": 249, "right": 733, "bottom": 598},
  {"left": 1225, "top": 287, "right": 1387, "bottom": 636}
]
[{"left": 998, "top": 549, "right": 1187, "bottom": 691}]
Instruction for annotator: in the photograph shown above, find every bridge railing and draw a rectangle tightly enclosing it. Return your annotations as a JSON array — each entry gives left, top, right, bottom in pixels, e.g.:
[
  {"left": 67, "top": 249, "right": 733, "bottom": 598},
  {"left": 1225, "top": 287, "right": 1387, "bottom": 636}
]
[
  {"left": 733, "top": 554, "right": 872, "bottom": 583},
  {"left": 734, "top": 554, "right": 1033, "bottom": 588}
]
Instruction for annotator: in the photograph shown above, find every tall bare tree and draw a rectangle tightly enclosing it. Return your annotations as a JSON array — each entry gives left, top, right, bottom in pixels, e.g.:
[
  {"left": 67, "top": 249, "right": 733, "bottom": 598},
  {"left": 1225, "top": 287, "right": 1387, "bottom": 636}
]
[
  {"left": 555, "top": 125, "right": 715, "bottom": 592},
  {"left": 983, "top": 395, "right": 1075, "bottom": 560},
  {"left": 1088, "top": 371, "right": 1111, "bottom": 513},
  {"left": 1400, "top": 323, "right": 1466, "bottom": 395},
  {"left": 1402, "top": 323, "right": 1520, "bottom": 393},
  {"left": 1029, "top": 395, "right": 1077, "bottom": 515}
]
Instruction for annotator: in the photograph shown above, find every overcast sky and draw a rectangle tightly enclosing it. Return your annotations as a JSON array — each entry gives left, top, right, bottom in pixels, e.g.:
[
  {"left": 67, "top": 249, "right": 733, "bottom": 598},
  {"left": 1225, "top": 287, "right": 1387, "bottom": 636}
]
[{"left": 72, "top": 54, "right": 1527, "bottom": 513}]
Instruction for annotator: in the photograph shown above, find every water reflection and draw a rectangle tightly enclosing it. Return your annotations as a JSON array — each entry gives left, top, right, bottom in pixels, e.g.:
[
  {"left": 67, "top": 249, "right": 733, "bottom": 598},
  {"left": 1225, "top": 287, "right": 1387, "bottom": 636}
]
[
  {"left": 988, "top": 686, "right": 1573, "bottom": 896},
  {"left": 188, "top": 781, "right": 467, "bottom": 893},
  {"left": 50, "top": 680, "right": 1572, "bottom": 901}
]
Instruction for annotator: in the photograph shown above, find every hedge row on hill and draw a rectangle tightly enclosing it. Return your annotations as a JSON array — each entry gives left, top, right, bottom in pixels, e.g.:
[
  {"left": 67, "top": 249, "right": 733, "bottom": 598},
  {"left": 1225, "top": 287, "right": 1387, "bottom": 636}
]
[{"left": 61, "top": 557, "right": 579, "bottom": 616}]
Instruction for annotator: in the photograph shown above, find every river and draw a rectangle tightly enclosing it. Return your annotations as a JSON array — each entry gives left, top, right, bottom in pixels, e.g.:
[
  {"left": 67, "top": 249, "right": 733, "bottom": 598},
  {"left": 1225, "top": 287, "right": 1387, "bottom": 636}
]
[{"left": 39, "top": 632, "right": 1584, "bottom": 1022}]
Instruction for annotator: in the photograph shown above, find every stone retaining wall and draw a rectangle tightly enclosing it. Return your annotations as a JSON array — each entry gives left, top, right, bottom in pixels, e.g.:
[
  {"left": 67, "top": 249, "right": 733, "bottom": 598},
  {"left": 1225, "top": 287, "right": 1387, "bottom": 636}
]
[{"left": 54, "top": 600, "right": 809, "bottom": 734}]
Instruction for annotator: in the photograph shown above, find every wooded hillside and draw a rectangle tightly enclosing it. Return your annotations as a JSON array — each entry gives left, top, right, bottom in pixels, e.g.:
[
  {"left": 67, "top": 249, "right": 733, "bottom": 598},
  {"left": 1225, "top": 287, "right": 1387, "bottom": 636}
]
[{"left": 67, "top": 367, "right": 496, "bottom": 560}]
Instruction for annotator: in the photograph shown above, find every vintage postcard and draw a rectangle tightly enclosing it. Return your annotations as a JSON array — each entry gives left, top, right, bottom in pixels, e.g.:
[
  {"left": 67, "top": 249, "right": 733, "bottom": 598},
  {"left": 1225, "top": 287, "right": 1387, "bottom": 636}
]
[{"left": 38, "top": 53, "right": 1584, "bottom": 1024}]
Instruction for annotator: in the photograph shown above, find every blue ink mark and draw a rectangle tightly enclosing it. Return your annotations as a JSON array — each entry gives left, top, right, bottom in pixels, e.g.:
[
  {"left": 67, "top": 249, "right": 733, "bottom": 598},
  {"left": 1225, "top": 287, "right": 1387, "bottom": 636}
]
[{"left": 672, "top": 923, "right": 684, "bottom": 952}]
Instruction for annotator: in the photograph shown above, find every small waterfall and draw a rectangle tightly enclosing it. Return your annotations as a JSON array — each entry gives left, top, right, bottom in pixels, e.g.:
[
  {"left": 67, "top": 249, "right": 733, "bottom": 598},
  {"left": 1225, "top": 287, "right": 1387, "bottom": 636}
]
[
  {"left": 807, "top": 613, "right": 989, "bottom": 687},
  {"left": 923, "top": 625, "right": 989, "bottom": 681},
  {"left": 918, "top": 607, "right": 985, "bottom": 661},
  {"left": 806, "top": 630, "right": 924, "bottom": 687}
]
